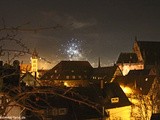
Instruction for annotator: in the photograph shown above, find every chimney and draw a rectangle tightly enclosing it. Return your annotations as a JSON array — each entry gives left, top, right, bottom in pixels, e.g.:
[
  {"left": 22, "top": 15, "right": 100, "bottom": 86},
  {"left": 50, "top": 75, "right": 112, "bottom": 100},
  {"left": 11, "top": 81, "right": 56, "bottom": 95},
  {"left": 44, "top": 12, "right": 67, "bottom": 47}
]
[{"left": 0, "top": 61, "right": 3, "bottom": 67}]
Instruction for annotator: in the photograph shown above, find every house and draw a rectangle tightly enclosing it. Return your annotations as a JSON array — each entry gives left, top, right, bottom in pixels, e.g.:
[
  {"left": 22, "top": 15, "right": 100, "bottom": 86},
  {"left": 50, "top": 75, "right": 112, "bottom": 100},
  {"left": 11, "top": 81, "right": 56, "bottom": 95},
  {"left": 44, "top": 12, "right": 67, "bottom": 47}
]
[
  {"left": 38, "top": 69, "right": 47, "bottom": 78},
  {"left": 127, "top": 69, "right": 152, "bottom": 76},
  {"left": 116, "top": 52, "right": 144, "bottom": 75},
  {"left": 40, "top": 61, "right": 93, "bottom": 87},
  {"left": 20, "top": 63, "right": 32, "bottom": 73},
  {"left": 102, "top": 83, "right": 131, "bottom": 120},
  {"left": 116, "top": 40, "right": 160, "bottom": 76},
  {"left": 133, "top": 40, "right": 160, "bottom": 69},
  {"left": 20, "top": 85, "right": 106, "bottom": 120},
  {"left": 113, "top": 74, "right": 159, "bottom": 119},
  {"left": 21, "top": 72, "right": 40, "bottom": 86},
  {"left": 40, "top": 60, "right": 123, "bottom": 88},
  {"left": 20, "top": 82, "right": 132, "bottom": 120},
  {"left": 0, "top": 59, "right": 133, "bottom": 120}
]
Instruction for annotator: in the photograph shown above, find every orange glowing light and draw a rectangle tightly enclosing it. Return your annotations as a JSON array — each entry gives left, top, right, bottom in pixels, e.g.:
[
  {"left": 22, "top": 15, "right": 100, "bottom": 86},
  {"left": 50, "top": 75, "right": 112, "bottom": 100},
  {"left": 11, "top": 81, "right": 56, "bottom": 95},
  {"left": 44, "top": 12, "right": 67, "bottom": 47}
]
[{"left": 120, "top": 86, "right": 133, "bottom": 94}]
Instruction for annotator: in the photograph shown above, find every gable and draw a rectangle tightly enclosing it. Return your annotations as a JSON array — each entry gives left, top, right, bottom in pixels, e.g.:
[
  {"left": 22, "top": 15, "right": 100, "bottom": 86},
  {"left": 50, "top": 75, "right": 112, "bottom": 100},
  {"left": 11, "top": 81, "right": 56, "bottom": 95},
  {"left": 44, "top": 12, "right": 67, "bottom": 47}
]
[
  {"left": 113, "top": 75, "right": 156, "bottom": 95},
  {"left": 133, "top": 40, "right": 143, "bottom": 62},
  {"left": 21, "top": 72, "right": 36, "bottom": 86},
  {"left": 102, "top": 83, "right": 131, "bottom": 109},
  {"left": 136, "top": 41, "right": 160, "bottom": 65},
  {"left": 116, "top": 52, "right": 138, "bottom": 64},
  {"left": 92, "top": 66, "right": 122, "bottom": 83},
  {"left": 127, "top": 69, "right": 151, "bottom": 76}
]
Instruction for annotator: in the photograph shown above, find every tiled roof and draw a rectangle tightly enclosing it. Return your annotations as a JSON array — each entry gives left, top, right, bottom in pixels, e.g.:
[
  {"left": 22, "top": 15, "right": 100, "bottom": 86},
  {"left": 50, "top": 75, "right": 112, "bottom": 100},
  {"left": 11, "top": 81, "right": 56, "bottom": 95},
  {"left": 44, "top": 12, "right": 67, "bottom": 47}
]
[
  {"left": 55, "top": 61, "right": 93, "bottom": 69},
  {"left": 127, "top": 69, "right": 151, "bottom": 76},
  {"left": 93, "top": 66, "right": 121, "bottom": 82},
  {"left": 113, "top": 75, "right": 156, "bottom": 95},
  {"left": 116, "top": 52, "right": 138, "bottom": 63},
  {"left": 137, "top": 41, "right": 160, "bottom": 65},
  {"left": 40, "top": 61, "right": 93, "bottom": 80},
  {"left": 93, "top": 66, "right": 117, "bottom": 76}
]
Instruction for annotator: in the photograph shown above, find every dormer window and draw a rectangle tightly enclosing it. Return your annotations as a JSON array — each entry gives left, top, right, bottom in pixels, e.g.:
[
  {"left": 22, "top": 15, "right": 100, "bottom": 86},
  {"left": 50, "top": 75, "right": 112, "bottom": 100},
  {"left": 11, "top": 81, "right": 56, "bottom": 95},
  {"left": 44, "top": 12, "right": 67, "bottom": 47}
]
[{"left": 111, "top": 97, "right": 119, "bottom": 103}]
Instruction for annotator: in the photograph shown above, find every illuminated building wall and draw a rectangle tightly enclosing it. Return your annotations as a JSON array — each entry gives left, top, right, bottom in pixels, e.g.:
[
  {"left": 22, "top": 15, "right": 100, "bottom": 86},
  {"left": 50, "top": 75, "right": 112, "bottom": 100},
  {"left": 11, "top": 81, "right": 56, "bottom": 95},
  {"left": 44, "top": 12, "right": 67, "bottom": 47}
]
[
  {"left": 133, "top": 40, "right": 144, "bottom": 63},
  {"left": 118, "top": 76, "right": 159, "bottom": 120},
  {"left": 20, "top": 64, "right": 31, "bottom": 73},
  {"left": 55, "top": 80, "right": 89, "bottom": 87},
  {"left": 106, "top": 106, "right": 131, "bottom": 120},
  {"left": 31, "top": 58, "right": 38, "bottom": 72},
  {"left": 118, "top": 63, "right": 144, "bottom": 76}
]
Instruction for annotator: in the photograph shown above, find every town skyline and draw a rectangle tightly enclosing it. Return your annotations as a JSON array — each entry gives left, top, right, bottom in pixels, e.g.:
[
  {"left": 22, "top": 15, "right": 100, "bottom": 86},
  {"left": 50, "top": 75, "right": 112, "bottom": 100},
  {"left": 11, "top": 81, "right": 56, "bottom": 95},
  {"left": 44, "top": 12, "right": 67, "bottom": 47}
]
[{"left": 1, "top": 0, "right": 160, "bottom": 68}]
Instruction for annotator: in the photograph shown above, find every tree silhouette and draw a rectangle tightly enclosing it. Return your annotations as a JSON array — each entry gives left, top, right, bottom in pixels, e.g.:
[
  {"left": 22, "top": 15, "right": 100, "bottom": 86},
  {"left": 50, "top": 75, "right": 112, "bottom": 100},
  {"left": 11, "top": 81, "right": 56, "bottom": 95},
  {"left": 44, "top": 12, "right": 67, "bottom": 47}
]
[{"left": 0, "top": 21, "right": 104, "bottom": 120}]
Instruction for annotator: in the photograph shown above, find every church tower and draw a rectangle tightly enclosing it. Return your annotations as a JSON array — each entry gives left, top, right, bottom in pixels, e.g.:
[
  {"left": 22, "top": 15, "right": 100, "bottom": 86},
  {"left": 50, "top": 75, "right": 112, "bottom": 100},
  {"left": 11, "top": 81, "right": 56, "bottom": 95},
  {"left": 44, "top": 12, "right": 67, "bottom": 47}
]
[{"left": 31, "top": 48, "right": 38, "bottom": 77}]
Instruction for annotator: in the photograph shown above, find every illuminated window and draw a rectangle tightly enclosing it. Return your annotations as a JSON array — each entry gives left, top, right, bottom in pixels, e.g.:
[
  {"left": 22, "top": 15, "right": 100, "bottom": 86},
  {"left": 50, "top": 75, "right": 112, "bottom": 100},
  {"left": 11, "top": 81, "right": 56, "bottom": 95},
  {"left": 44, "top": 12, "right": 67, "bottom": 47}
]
[
  {"left": 71, "top": 70, "right": 74, "bottom": 73},
  {"left": 33, "top": 64, "right": 36, "bottom": 67},
  {"left": 33, "top": 60, "right": 36, "bottom": 63},
  {"left": 59, "top": 108, "right": 67, "bottom": 115},
  {"left": 52, "top": 108, "right": 67, "bottom": 116},
  {"left": 145, "top": 78, "right": 148, "bottom": 81},
  {"left": 55, "top": 70, "right": 57, "bottom": 73},
  {"left": 52, "top": 109, "right": 58, "bottom": 116},
  {"left": 111, "top": 97, "right": 119, "bottom": 103},
  {"left": 66, "top": 76, "right": 69, "bottom": 79},
  {"left": 72, "top": 76, "right": 76, "bottom": 79}
]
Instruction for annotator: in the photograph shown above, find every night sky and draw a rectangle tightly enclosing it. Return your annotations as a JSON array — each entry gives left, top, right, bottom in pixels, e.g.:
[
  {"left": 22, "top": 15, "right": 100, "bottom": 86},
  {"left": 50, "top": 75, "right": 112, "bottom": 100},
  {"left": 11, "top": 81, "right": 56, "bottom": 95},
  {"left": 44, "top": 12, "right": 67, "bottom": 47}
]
[{"left": 0, "top": 0, "right": 160, "bottom": 68}]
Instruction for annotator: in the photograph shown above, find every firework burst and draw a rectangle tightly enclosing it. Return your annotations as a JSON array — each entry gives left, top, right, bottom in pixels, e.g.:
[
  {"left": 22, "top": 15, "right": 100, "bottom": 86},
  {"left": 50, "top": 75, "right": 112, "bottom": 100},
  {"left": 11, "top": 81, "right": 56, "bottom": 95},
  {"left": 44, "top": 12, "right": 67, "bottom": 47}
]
[{"left": 60, "top": 38, "right": 84, "bottom": 60}]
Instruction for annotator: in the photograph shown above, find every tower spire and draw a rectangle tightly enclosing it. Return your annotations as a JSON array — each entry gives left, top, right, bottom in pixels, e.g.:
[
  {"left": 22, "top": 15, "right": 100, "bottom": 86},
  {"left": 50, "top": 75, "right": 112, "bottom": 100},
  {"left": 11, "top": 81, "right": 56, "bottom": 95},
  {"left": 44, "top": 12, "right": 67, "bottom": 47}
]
[
  {"left": 32, "top": 48, "right": 38, "bottom": 58},
  {"left": 98, "top": 57, "right": 101, "bottom": 68},
  {"left": 135, "top": 36, "right": 138, "bottom": 41}
]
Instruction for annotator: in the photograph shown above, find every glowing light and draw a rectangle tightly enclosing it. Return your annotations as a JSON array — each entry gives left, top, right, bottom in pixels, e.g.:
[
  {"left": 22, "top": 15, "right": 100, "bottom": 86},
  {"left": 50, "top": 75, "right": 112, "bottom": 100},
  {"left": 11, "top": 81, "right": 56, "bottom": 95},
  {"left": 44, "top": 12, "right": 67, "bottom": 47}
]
[
  {"left": 64, "top": 82, "right": 69, "bottom": 87},
  {"left": 61, "top": 38, "right": 83, "bottom": 60},
  {"left": 120, "top": 85, "right": 133, "bottom": 94}
]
